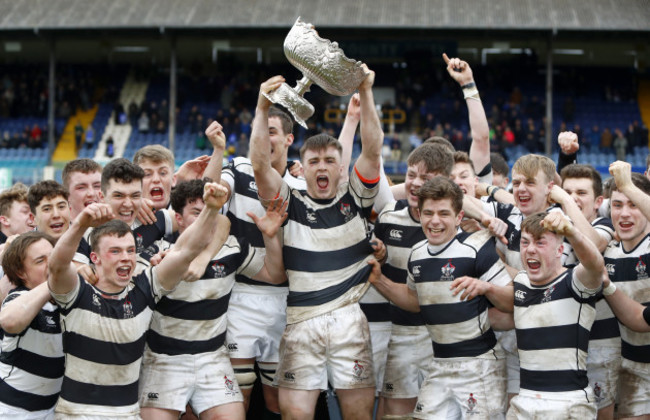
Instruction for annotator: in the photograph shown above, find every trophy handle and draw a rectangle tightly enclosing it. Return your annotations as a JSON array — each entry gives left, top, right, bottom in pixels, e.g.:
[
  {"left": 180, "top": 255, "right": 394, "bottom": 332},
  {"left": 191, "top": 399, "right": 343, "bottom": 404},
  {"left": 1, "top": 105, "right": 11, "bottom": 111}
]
[{"left": 262, "top": 80, "right": 315, "bottom": 129}]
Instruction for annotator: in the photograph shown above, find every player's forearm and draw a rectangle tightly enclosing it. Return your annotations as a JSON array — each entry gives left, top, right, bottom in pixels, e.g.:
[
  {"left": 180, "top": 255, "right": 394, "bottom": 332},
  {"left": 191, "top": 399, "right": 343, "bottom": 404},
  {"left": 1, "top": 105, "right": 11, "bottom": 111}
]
[
  {"left": 485, "top": 284, "right": 514, "bottom": 313},
  {"left": 488, "top": 307, "right": 515, "bottom": 331},
  {"left": 604, "top": 286, "right": 650, "bottom": 333},
  {"left": 561, "top": 198, "right": 607, "bottom": 252},
  {"left": 621, "top": 184, "right": 650, "bottom": 223},
  {"left": 467, "top": 96, "right": 490, "bottom": 174},
  {"left": 567, "top": 229, "right": 605, "bottom": 289},
  {"left": 261, "top": 235, "right": 287, "bottom": 284},
  {"left": 202, "top": 145, "right": 226, "bottom": 184},
  {"left": 373, "top": 276, "right": 420, "bottom": 312},
  {"left": 49, "top": 218, "right": 87, "bottom": 275},
  {"left": 358, "top": 85, "right": 383, "bottom": 173},
  {"left": 0, "top": 282, "right": 51, "bottom": 334},
  {"left": 338, "top": 113, "right": 360, "bottom": 183}
]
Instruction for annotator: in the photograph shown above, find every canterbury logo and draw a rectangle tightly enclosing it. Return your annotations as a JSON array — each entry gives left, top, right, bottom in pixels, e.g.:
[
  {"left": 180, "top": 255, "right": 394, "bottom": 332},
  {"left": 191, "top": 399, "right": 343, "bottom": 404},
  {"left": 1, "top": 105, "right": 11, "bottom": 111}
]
[
  {"left": 412, "top": 266, "right": 421, "bottom": 276},
  {"left": 389, "top": 229, "right": 403, "bottom": 239},
  {"left": 605, "top": 264, "right": 615, "bottom": 275},
  {"left": 249, "top": 181, "right": 257, "bottom": 191},
  {"left": 147, "top": 393, "right": 159, "bottom": 399},
  {"left": 514, "top": 290, "right": 526, "bottom": 301},
  {"left": 284, "top": 372, "right": 295, "bottom": 381},
  {"left": 227, "top": 343, "right": 238, "bottom": 351}
]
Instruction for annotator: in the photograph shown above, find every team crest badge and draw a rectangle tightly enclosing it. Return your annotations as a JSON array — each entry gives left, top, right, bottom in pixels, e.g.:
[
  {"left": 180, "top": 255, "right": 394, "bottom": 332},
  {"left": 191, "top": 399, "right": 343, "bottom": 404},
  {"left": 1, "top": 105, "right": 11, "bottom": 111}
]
[
  {"left": 224, "top": 375, "right": 238, "bottom": 396},
  {"left": 594, "top": 382, "right": 603, "bottom": 402},
  {"left": 306, "top": 211, "right": 317, "bottom": 224},
  {"left": 212, "top": 262, "right": 226, "bottom": 278},
  {"left": 123, "top": 301, "right": 134, "bottom": 319},
  {"left": 441, "top": 260, "right": 456, "bottom": 281},
  {"left": 353, "top": 360, "right": 365, "bottom": 378},
  {"left": 92, "top": 293, "right": 102, "bottom": 307},
  {"left": 136, "top": 233, "right": 144, "bottom": 252},
  {"left": 340, "top": 202, "right": 353, "bottom": 222},
  {"left": 467, "top": 393, "right": 477, "bottom": 414},
  {"left": 541, "top": 284, "right": 556, "bottom": 303},
  {"left": 636, "top": 258, "right": 648, "bottom": 279}
]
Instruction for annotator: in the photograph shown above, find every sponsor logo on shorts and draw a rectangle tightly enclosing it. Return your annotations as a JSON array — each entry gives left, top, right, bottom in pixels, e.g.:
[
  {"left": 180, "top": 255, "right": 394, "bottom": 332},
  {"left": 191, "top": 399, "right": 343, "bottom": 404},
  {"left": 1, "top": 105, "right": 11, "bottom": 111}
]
[
  {"left": 415, "top": 402, "right": 424, "bottom": 412},
  {"left": 389, "top": 229, "right": 403, "bottom": 240},
  {"left": 605, "top": 263, "right": 615, "bottom": 275},
  {"left": 352, "top": 360, "right": 369, "bottom": 383},
  {"left": 227, "top": 343, "right": 238, "bottom": 352},
  {"left": 514, "top": 290, "right": 526, "bottom": 302},
  {"left": 384, "top": 383, "right": 393, "bottom": 392},
  {"left": 467, "top": 393, "right": 477, "bottom": 414},
  {"left": 284, "top": 371, "right": 295, "bottom": 382},
  {"left": 224, "top": 375, "right": 238, "bottom": 396},
  {"left": 249, "top": 181, "right": 258, "bottom": 192},
  {"left": 147, "top": 392, "right": 159, "bottom": 400}
]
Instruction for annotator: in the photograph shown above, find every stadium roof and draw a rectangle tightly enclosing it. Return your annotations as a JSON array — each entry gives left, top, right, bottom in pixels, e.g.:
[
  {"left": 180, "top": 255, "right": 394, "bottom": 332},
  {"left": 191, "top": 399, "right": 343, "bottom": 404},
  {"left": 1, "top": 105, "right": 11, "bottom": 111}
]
[{"left": 0, "top": 0, "right": 649, "bottom": 32}]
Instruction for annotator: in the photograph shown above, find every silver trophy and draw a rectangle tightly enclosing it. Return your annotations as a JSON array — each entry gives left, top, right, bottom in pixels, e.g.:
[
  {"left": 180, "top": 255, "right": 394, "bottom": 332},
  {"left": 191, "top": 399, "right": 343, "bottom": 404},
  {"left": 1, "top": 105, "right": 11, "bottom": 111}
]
[{"left": 263, "top": 17, "right": 369, "bottom": 128}]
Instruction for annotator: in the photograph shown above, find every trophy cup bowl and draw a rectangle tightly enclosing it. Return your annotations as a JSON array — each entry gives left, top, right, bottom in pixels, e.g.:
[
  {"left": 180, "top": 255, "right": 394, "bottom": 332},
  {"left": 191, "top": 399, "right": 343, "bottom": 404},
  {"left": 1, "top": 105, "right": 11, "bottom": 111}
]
[{"left": 263, "top": 17, "right": 369, "bottom": 128}]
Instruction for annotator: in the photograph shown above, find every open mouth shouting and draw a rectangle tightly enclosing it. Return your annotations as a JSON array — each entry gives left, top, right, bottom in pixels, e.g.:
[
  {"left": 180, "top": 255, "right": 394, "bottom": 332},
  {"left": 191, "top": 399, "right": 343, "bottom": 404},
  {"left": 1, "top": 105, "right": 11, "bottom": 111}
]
[
  {"left": 317, "top": 175, "right": 329, "bottom": 191},
  {"left": 49, "top": 222, "right": 66, "bottom": 234},
  {"left": 526, "top": 258, "right": 541, "bottom": 271},
  {"left": 116, "top": 265, "right": 132, "bottom": 280},
  {"left": 150, "top": 187, "right": 165, "bottom": 201}
]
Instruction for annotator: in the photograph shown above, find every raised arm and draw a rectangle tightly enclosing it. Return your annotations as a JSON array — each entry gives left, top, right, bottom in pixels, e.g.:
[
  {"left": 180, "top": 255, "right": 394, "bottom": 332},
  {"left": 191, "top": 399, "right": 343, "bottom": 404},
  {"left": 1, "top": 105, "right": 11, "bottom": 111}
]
[
  {"left": 542, "top": 212, "right": 604, "bottom": 290},
  {"left": 249, "top": 198, "right": 289, "bottom": 284},
  {"left": 602, "top": 277, "right": 650, "bottom": 332},
  {"left": 354, "top": 67, "right": 383, "bottom": 181},
  {"left": 367, "top": 260, "right": 420, "bottom": 312},
  {"left": 250, "top": 77, "right": 285, "bottom": 200},
  {"left": 443, "top": 53, "right": 489, "bottom": 175},
  {"left": 339, "top": 93, "right": 361, "bottom": 183},
  {"left": 610, "top": 160, "right": 650, "bottom": 222},
  {"left": 202, "top": 121, "right": 230, "bottom": 198},
  {"left": 450, "top": 276, "right": 514, "bottom": 313},
  {"left": 549, "top": 185, "right": 608, "bottom": 252},
  {"left": 0, "top": 282, "right": 51, "bottom": 334},
  {"left": 49, "top": 203, "right": 114, "bottom": 295},
  {"left": 155, "top": 183, "right": 230, "bottom": 290}
]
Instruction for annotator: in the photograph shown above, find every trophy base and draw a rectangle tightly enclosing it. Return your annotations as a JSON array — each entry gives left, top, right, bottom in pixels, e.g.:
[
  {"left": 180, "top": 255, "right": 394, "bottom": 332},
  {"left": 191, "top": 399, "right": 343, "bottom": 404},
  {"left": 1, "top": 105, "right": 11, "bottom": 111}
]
[{"left": 262, "top": 83, "right": 315, "bottom": 129}]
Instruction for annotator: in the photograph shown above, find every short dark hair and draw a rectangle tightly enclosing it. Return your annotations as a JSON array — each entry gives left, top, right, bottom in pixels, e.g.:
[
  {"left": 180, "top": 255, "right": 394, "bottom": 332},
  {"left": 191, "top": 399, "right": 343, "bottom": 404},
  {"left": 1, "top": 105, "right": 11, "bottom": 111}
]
[
  {"left": 170, "top": 179, "right": 206, "bottom": 214},
  {"left": 610, "top": 172, "right": 650, "bottom": 196},
  {"left": 407, "top": 143, "right": 454, "bottom": 177},
  {"left": 300, "top": 134, "right": 342, "bottom": 161},
  {"left": 101, "top": 158, "right": 145, "bottom": 194},
  {"left": 89, "top": 220, "right": 134, "bottom": 253},
  {"left": 0, "top": 183, "right": 28, "bottom": 217},
  {"left": 417, "top": 176, "right": 464, "bottom": 214},
  {"left": 269, "top": 107, "right": 294, "bottom": 136},
  {"left": 27, "top": 180, "right": 69, "bottom": 214},
  {"left": 453, "top": 151, "right": 476, "bottom": 174},
  {"left": 423, "top": 136, "right": 455, "bottom": 153},
  {"left": 2, "top": 231, "right": 55, "bottom": 287},
  {"left": 521, "top": 212, "right": 552, "bottom": 241},
  {"left": 62, "top": 159, "right": 102, "bottom": 191},
  {"left": 560, "top": 164, "right": 603, "bottom": 197},
  {"left": 490, "top": 153, "right": 509, "bottom": 177}
]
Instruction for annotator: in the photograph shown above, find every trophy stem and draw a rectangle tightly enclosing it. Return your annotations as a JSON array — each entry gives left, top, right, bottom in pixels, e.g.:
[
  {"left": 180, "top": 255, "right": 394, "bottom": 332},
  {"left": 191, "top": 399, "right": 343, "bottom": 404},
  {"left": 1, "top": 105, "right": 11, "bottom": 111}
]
[{"left": 294, "top": 76, "right": 313, "bottom": 96}]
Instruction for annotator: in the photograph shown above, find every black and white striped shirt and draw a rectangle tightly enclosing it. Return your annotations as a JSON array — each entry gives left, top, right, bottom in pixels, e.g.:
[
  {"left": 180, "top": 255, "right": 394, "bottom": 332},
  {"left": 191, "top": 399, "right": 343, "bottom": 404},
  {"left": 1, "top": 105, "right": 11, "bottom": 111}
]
[
  {"left": 51, "top": 268, "right": 169, "bottom": 416},
  {"left": 279, "top": 167, "right": 378, "bottom": 324},
  {"left": 603, "top": 233, "right": 650, "bottom": 363},
  {"left": 374, "top": 199, "right": 426, "bottom": 327},
  {"left": 407, "top": 230, "right": 511, "bottom": 358},
  {"left": 514, "top": 269, "right": 599, "bottom": 394},
  {"left": 144, "top": 235, "right": 264, "bottom": 356},
  {"left": 222, "top": 157, "right": 305, "bottom": 292},
  {"left": 0, "top": 288, "right": 63, "bottom": 412}
]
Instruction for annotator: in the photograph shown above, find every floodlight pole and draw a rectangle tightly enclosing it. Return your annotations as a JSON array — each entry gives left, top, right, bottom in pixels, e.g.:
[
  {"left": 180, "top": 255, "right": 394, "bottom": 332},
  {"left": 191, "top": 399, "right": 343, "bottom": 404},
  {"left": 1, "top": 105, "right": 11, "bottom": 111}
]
[
  {"left": 545, "top": 33, "right": 554, "bottom": 157},
  {"left": 47, "top": 38, "right": 56, "bottom": 166},
  {"left": 169, "top": 36, "right": 177, "bottom": 154}
]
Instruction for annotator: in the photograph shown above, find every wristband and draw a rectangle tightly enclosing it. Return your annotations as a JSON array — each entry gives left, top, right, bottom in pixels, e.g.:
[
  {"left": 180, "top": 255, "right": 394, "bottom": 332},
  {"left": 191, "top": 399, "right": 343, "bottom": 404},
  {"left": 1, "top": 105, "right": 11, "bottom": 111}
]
[
  {"left": 489, "top": 186, "right": 501, "bottom": 199},
  {"left": 462, "top": 82, "right": 480, "bottom": 101},
  {"left": 602, "top": 282, "right": 616, "bottom": 296}
]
